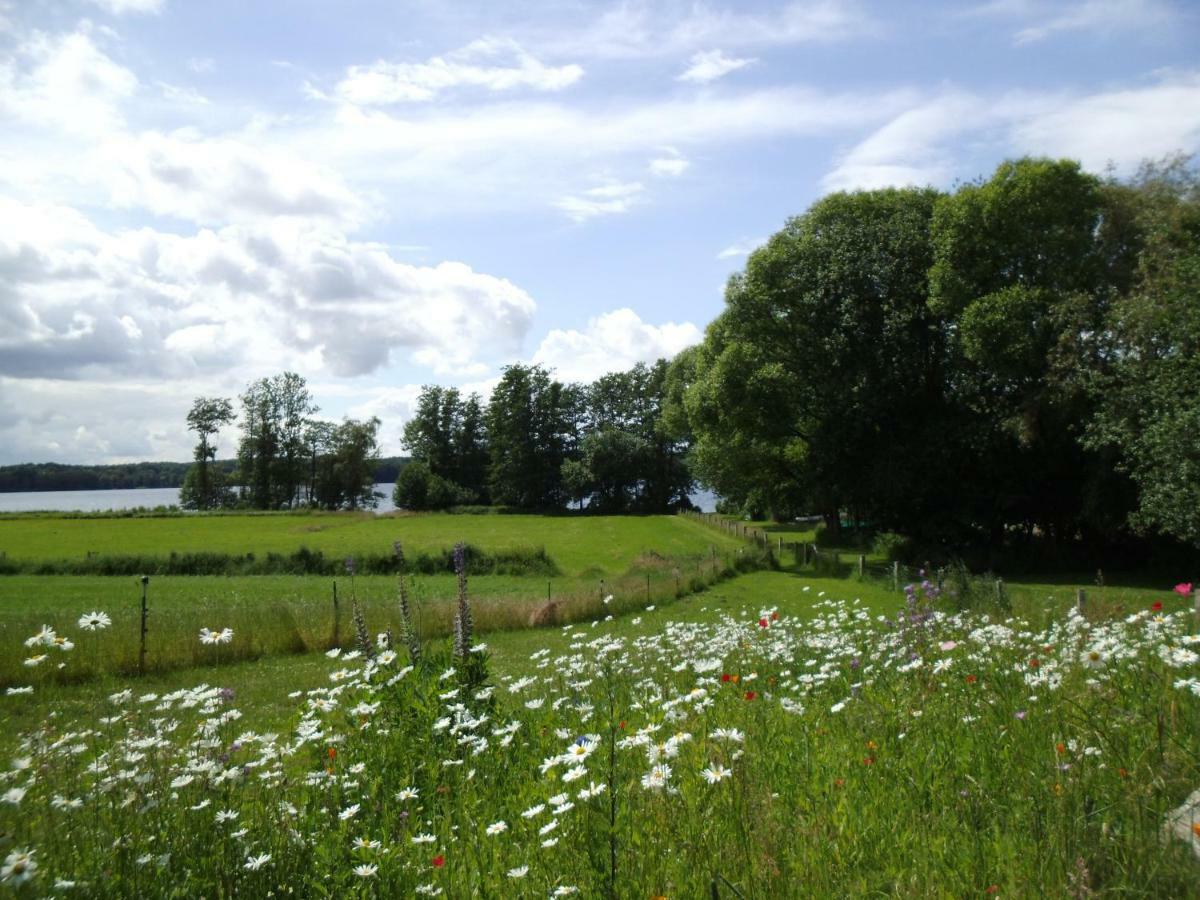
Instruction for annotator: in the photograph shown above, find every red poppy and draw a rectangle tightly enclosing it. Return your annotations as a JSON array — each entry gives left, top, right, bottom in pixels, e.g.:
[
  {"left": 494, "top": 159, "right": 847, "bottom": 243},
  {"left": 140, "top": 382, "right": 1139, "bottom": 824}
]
[
  {"left": 1151, "top": 601, "right": 1163, "bottom": 612},
  {"left": 619, "top": 721, "right": 626, "bottom": 730},
  {"left": 966, "top": 674, "right": 977, "bottom": 684},
  {"left": 862, "top": 756, "right": 875, "bottom": 766},
  {"left": 758, "top": 618, "right": 768, "bottom": 628},
  {"left": 1029, "top": 658, "right": 1040, "bottom": 668},
  {"left": 1055, "top": 742, "right": 1066, "bottom": 755},
  {"left": 986, "top": 886, "right": 999, "bottom": 895},
  {"left": 721, "top": 674, "right": 732, "bottom": 683},
  {"left": 770, "top": 611, "right": 779, "bottom": 621},
  {"left": 744, "top": 691, "right": 757, "bottom": 701},
  {"left": 327, "top": 747, "right": 336, "bottom": 761},
  {"left": 432, "top": 855, "right": 445, "bottom": 868}
]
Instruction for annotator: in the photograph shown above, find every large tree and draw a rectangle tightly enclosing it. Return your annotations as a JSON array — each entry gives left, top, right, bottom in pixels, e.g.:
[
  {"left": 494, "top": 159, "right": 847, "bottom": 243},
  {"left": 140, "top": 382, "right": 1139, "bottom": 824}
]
[
  {"left": 1088, "top": 157, "right": 1200, "bottom": 546},
  {"left": 929, "top": 157, "right": 1138, "bottom": 546},
  {"left": 684, "top": 186, "right": 947, "bottom": 533},
  {"left": 235, "top": 372, "right": 318, "bottom": 508}
]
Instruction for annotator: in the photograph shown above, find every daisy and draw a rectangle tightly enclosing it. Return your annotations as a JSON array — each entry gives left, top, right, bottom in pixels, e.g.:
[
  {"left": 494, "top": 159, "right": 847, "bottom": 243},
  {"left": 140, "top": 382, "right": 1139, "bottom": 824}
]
[
  {"left": 640, "top": 763, "right": 672, "bottom": 791},
  {"left": 353, "top": 864, "right": 378, "bottom": 878},
  {"left": 395, "top": 787, "right": 419, "bottom": 801},
  {"left": 24, "top": 626, "right": 55, "bottom": 648},
  {"left": 486, "top": 821, "right": 507, "bottom": 836},
  {"left": 701, "top": 763, "right": 732, "bottom": 783},
  {"left": 507, "top": 865, "right": 529, "bottom": 878},
  {"left": 244, "top": 853, "right": 271, "bottom": 871},
  {"left": 339, "top": 804, "right": 360, "bottom": 820},
  {"left": 2, "top": 848, "right": 37, "bottom": 884},
  {"left": 78, "top": 611, "right": 112, "bottom": 631}
]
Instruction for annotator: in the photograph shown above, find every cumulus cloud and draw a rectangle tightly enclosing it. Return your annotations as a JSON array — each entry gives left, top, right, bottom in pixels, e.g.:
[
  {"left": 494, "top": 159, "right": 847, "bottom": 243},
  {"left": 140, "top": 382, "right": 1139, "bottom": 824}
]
[
  {"left": 334, "top": 37, "right": 583, "bottom": 105},
  {"left": 0, "top": 200, "right": 538, "bottom": 381},
  {"left": 678, "top": 49, "right": 755, "bottom": 84},
  {"left": 532, "top": 308, "right": 702, "bottom": 382},
  {"left": 0, "top": 29, "right": 138, "bottom": 136},
  {"left": 101, "top": 130, "right": 369, "bottom": 228}
]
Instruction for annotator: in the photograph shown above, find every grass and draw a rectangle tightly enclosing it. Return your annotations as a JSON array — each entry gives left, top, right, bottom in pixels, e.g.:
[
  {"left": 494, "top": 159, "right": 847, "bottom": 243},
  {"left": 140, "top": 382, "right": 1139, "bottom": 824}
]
[
  {"left": 2, "top": 567, "right": 1199, "bottom": 895},
  {"left": 0, "top": 512, "right": 743, "bottom": 577}
]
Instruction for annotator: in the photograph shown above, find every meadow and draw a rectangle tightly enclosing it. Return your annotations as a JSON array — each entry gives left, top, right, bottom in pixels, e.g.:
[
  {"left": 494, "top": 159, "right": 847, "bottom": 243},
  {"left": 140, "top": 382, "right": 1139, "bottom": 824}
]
[
  {"left": 1, "top": 513, "right": 1198, "bottom": 895},
  {"left": 0, "top": 513, "right": 752, "bottom": 687},
  {"left": 0, "top": 512, "right": 741, "bottom": 576}
]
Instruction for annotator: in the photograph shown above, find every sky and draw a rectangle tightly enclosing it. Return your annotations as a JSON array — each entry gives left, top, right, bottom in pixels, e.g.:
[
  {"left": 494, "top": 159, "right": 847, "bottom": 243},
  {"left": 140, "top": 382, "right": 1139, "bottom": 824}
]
[{"left": 1, "top": 0, "right": 1198, "bottom": 465}]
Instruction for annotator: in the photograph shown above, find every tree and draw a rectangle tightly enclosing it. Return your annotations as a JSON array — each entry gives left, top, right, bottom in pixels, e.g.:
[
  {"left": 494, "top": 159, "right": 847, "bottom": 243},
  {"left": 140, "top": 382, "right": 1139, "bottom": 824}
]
[
  {"left": 684, "top": 187, "right": 946, "bottom": 533},
  {"left": 929, "top": 157, "right": 1138, "bottom": 547},
  {"left": 235, "top": 373, "right": 318, "bottom": 509},
  {"left": 1088, "top": 156, "right": 1200, "bottom": 546},
  {"left": 486, "top": 365, "right": 579, "bottom": 508},
  {"left": 182, "top": 397, "right": 235, "bottom": 510}
]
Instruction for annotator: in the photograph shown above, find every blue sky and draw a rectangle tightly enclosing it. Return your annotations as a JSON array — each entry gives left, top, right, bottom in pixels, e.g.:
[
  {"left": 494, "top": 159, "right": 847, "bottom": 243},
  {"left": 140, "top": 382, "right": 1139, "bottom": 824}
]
[{"left": 1, "top": 0, "right": 1197, "bottom": 464}]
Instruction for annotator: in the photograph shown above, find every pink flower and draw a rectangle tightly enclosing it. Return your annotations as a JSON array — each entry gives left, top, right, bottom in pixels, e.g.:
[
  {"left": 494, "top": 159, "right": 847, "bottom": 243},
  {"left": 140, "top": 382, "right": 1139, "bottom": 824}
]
[
  {"left": 1174, "top": 583, "right": 1193, "bottom": 597},
  {"left": 939, "top": 641, "right": 958, "bottom": 652}
]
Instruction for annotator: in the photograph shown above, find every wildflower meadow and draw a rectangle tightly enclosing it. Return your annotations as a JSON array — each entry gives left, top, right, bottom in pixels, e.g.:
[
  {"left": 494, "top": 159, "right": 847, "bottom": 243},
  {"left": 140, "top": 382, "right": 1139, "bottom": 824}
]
[{"left": 2, "top": 557, "right": 1199, "bottom": 896}]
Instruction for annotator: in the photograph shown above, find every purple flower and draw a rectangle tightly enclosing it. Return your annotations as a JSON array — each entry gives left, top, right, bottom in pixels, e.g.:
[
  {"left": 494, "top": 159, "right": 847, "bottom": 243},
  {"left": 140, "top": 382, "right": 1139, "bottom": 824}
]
[
  {"left": 1014, "top": 710, "right": 1027, "bottom": 721},
  {"left": 849, "top": 657, "right": 861, "bottom": 670}
]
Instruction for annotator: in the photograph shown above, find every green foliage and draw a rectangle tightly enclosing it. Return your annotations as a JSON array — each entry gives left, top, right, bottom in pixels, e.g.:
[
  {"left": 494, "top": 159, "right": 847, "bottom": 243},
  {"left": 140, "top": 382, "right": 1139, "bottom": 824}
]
[
  {"left": 684, "top": 187, "right": 945, "bottom": 529},
  {"left": 1088, "top": 156, "right": 1200, "bottom": 546},
  {"left": 872, "top": 530, "right": 911, "bottom": 563}
]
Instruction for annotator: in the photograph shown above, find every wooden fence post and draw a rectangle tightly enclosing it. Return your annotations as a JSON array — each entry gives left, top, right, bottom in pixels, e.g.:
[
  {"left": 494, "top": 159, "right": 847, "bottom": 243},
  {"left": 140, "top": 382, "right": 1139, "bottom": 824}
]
[
  {"left": 892, "top": 560, "right": 900, "bottom": 591},
  {"left": 1076, "top": 588, "right": 1086, "bottom": 615},
  {"left": 332, "top": 580, "right": 340, "bottom": 647},
  {"left": 995, "top": 578, "right": 1004, "bottom": 604},
  {"left": 857, "top": 554, "right": 865, "bottom": 577},
  {"left": 138, "top": 575, "right": 149, "bottom": 676}
]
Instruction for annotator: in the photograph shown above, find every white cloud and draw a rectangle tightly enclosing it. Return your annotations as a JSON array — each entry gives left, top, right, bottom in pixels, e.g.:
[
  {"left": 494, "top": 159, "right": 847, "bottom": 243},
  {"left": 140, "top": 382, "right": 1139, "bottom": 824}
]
[
  {"left": 0, "top": 29, "right": 138, "bottom": 136},
  {"left": 544, "top": 1, "right": 874, "bottom": 59},
  {"left": 554, "top": 182, "right": 645, "bottom": 222},
  {"left": 649, "top": 148, "right": 690, "bottom": 177},
  {"left": 335, "top": 37, "right": 583, "bottom": 105},
  {"left": 157, "top": 81, "right": 210, "bottom": 105},
  {"left": 966, "top": 0, "right": 1180, "bottom": 44},
  {"left": 0, "top": 200, "right": 538, "bottom": 382},
  {"left": 716, "top": 236, "right": 768, "bottom": 259},
  {"left": 86, "top": 0, "right": 165, "bottom": 14},
  {"left": 101, "top": 130, "right": 369, "bottom": 228},
  {"left": 1010, "top": 72, "right": 1200, "bottom": 170},
  {"left": 822, "top": 92, "right": 994, "bottom": 191},
  {"left": 678, "top": 49, "right": 755, "bottom": 84},
  {"left": 532, "top": 308, "right": 702, "bottom": 382},
  {"left": 822, "top": 72, "right": 1200, "bottom": 191}
]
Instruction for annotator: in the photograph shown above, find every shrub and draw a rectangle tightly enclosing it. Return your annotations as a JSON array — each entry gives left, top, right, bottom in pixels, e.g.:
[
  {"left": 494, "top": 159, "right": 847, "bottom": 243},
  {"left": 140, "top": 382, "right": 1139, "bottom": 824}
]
[{"left": 872, "top": 531, "right": 911, "bottom": 563}]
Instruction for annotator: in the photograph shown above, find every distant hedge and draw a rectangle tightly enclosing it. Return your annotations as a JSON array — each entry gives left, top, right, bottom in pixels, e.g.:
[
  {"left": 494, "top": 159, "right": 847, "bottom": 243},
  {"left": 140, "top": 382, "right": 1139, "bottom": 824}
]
[{"left": 0, "top": 543, "right": 559, "bottom": 577}]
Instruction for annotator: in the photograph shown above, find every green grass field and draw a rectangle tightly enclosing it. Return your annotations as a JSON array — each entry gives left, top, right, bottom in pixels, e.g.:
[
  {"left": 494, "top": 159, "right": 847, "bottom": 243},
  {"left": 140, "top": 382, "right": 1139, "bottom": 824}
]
[
  {"left": 0, "top": 512, "right": 743, "bottom": 576},
  {"left": 3, "top": 561, "right": 1199, "bottom": 895}
]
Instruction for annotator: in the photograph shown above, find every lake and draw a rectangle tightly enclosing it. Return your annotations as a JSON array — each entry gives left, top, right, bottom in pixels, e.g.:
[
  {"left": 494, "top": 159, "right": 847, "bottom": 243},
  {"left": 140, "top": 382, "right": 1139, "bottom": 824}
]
[{"left": 0, "top": 485, "right": 718, "bottom": 514}]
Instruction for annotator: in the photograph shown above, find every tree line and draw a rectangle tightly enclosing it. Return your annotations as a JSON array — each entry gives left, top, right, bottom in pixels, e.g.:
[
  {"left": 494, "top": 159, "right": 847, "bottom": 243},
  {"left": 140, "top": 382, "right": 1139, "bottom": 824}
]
[
  {"left": 671, "top": 155, "right": 1200, "bottom": 557},
  {"left": 394, "top": 359, "right": 692, "bottom": 513},
  {"left": 182, "top": 374, "right": 385, "bottom": 511}
]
